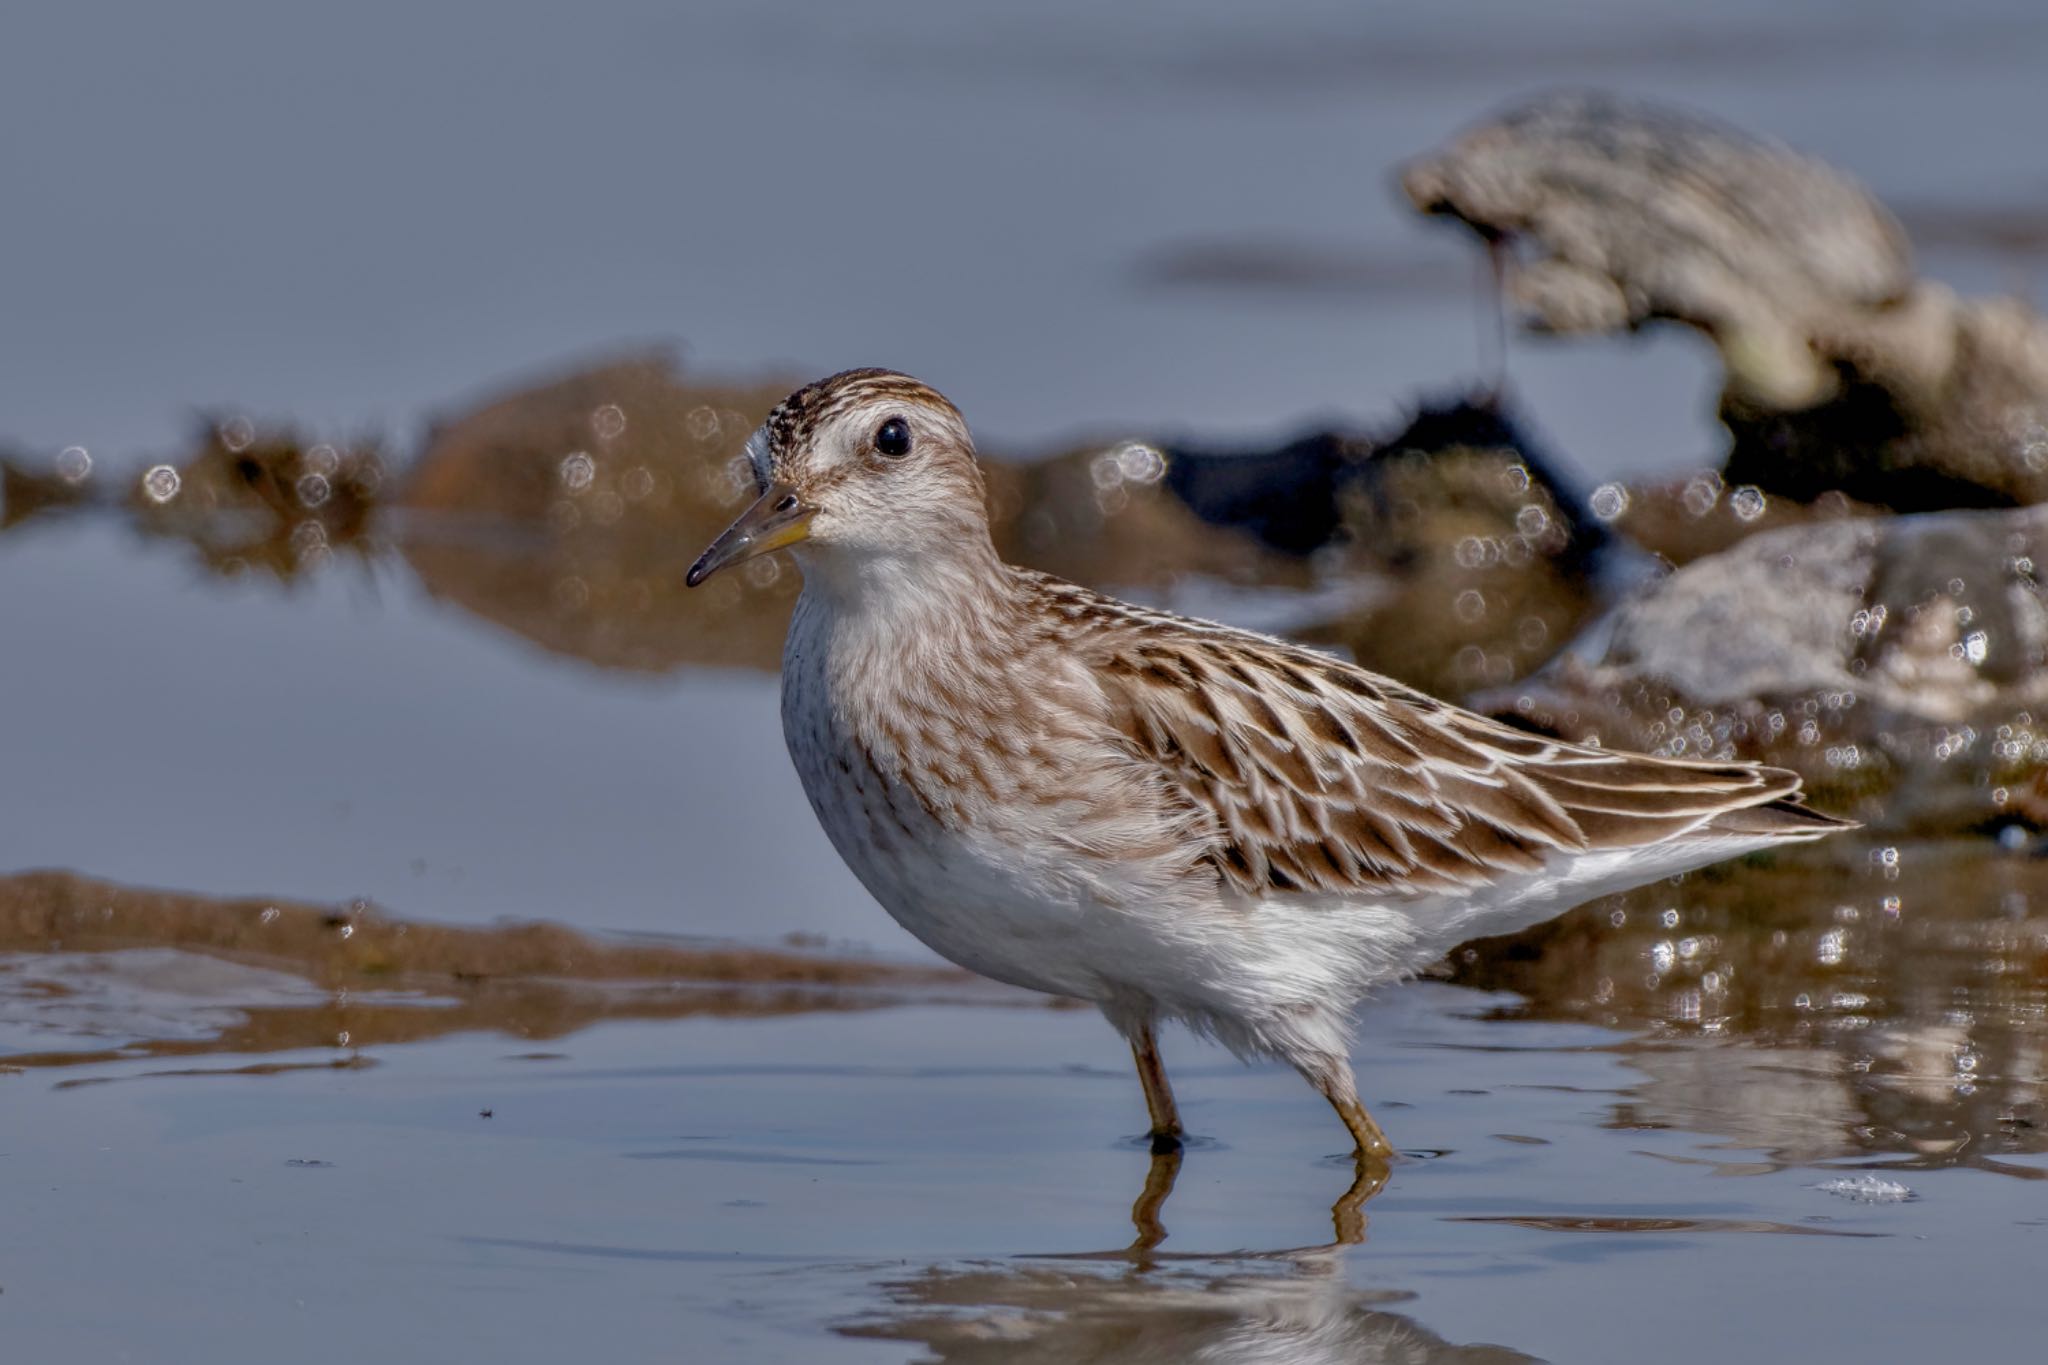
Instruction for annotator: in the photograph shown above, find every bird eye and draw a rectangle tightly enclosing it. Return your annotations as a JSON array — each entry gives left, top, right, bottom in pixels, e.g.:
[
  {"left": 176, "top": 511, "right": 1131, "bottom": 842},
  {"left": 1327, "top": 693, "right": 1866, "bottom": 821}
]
[{"left": 874, "top": 417, "right": 913, "bottom": 458}]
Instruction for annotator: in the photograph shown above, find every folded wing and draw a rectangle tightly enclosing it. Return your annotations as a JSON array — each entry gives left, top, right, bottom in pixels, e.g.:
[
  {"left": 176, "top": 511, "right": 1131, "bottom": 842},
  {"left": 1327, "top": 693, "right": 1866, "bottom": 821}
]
[{"left": 1091, "top": 624, "right": 1846, "bottom": 902}]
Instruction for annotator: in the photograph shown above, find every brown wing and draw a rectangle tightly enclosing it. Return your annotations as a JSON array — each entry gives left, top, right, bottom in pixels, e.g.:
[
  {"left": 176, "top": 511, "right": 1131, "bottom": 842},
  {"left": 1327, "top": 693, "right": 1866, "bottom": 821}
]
[{"left": 1090, "top": 626, "right": 1841, "bottom": 901}]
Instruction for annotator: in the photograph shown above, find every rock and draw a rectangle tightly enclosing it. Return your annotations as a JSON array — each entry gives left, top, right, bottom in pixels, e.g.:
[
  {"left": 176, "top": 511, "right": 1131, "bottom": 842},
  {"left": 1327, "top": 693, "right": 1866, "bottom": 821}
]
[
  {"left": 399, "top": 354, "right": 801, "bottom": 672},
  {"left": 984, "top": 438, "right": 1300, "bottom": 607},
  {"left": 398, "top": 355, "right": 1602, "bottom": 690},
  {"left": 1, "top": 448, "right": 98, "bottom": 529},
  {"left": 396, "top": 355, "right": 1294, "bottom": 675},
  {"left": 1596, "top": 472, "right": 1883, "bottom": 568},
  {"left": 1159, "top": 396, "right": 1606, "bottom": 695},
  {"left": 1405, "top": 91, "right": 2048, "bottom": 509},
  {"left": 127, "top": 422, "right": 386, "bottom": 579},
  {"left": 1485, "top": 507, "right": 2048, "bottom": 832}
]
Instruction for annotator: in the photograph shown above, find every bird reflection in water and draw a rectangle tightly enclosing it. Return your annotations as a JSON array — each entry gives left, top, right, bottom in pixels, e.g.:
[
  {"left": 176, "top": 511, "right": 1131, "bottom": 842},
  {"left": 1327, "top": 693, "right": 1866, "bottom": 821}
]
[
  {"left": 840, "top": 1228, "right": 1533, "bottom": 1365},
  {"left": 1117, "top": 1146, "right": 1392, "bottom": 1257}
]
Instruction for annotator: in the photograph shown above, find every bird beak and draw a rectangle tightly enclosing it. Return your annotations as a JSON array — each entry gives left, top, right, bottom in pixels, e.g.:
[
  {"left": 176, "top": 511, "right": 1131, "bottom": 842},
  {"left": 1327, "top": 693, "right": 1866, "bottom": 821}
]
[{"left": 686, "top": 481, "right": 814, "bottom": 587}]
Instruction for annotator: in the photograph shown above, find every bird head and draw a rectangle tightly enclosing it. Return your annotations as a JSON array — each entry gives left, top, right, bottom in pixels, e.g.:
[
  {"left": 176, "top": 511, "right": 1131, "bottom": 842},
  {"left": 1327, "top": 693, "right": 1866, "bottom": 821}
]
[{"left": 686, "top": 369, "right": 992, "bottom": 588}]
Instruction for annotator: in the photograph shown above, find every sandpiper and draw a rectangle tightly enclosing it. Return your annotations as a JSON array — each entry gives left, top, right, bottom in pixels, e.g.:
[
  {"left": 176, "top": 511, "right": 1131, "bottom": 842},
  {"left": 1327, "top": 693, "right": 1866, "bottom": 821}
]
[{"left": 687, "top": 368, "right": 1851, "bottom": 1168}]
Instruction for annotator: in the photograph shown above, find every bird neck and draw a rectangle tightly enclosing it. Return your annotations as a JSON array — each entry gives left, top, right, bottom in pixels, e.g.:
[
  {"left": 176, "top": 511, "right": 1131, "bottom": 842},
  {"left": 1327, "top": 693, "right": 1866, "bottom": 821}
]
[{"left": 791, "top": 536, "right": 1031, "bottom": 685}]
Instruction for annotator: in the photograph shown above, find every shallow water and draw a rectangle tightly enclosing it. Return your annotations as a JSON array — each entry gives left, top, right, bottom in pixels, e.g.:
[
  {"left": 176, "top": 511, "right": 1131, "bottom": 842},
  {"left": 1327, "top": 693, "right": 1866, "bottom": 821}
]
[
  {"left": 4, "top": 510, "right": 2044, "bottom": 1363},
  {"left": 6, "top": 3, "right": 2048, "bottom": 1360}
]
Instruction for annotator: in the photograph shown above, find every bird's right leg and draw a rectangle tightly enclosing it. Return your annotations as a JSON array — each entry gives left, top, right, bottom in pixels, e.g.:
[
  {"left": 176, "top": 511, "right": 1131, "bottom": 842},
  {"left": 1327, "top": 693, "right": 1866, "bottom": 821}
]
[
  {"left": 1129, "top": 1021, "right": 1184, "bottom": 1154},
  {"left": 1308, "top": 1059, "right": 1396, "bottom": 1161},
  {"left": 1304, "top": 1056, "right": 1395, "bottom": 1243}
]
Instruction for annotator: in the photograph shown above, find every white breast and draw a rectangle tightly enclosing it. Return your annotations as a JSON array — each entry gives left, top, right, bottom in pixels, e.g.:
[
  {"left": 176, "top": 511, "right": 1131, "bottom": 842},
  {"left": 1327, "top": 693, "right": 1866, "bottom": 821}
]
[{"left": 779, "top": 593, "right": 1118, "bottom": 998}]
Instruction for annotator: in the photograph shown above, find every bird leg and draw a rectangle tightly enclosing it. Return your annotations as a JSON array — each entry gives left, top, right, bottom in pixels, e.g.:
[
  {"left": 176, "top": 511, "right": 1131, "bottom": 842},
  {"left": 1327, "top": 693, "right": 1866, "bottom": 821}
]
[
  {"left": 1309, "top": 1061, "right": 1395, "bottom": 1243},
  {"left": 1129, "top": 1023, "right": 1184, "bottom": 1154},
  {"left": 1311, "top": 1063, "right": 1396, "bottom": 1161}
]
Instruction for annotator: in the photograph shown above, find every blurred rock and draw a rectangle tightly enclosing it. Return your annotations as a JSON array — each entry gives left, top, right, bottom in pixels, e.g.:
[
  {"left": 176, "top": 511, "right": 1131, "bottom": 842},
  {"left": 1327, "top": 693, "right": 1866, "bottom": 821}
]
[
  {"left": 126, "top": 421, "right": 386, "bottom": 580},
  {"left": 1162, "top": 397, "right": 1605, "bottom": 695},
  {"left": 1486, "top": 507, "right": 2048, "bottom": 832},
  {"left": 1405, "top": 91, "right": 2048, "bottom": 509},
  {"left": 1317, "top": 400, "right": 1603, "bottom": 695},
  {"left": 399, "top": 355, "right": 1600, "bottom": 690},
  {"left": 399, "top": 354, "right": 800, "bottom": 671},
  {"left": 1597, "top": 473, "right": 1882, "bottom": 567},
  {"left": 1, "top": 447, "right": 99, "bottom": 529},
  {"left": 985, "top": 437, "right": 1300, "bottom": 604}
]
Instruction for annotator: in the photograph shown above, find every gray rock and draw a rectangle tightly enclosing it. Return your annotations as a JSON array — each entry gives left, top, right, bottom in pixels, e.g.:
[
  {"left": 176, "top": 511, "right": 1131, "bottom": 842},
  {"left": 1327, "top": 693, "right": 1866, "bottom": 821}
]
[
  {"left": 1486, "top": 506, "right": 2048, "bottom": 832},
  {"left": 1405, "top": 91, "right": 2048, "bottom": 509}
]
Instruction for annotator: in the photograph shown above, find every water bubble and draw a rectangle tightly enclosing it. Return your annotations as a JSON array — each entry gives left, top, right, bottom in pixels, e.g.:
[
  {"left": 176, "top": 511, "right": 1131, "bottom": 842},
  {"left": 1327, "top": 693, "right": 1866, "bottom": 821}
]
[
  {"left": 56, "top": 446, "right": 91, "bottom": 483},
  {"left": 1588, "top": 482, "right": 1630, "bottom": 521},
  {"left": 1514, "top": 503, "right": 1550, "bottom": 538},
  {"left": 685, "top": 405, "right": 722, "bottom": 441},
  {"left": 1089, "top": 450, "right": 1125, "bottom": 489},
  {"left": 296, "top": 473, "right": 331, "bottom": 509},
  {"left": 591, "top": 404, "right": 628, "bottom": 441},
  {"left": 289, "top": 520, "right": 328, "bottom": 555},
  {"left": 1454, "top": 588, "right": 1487, "bottom": 622},
  {"left": 1115, "top": 441, "right": 1166, "bottom": 484},
  {"left": 1500, "top": 463, "right": 1530, "bottom": 493},
  {"left": 142, "top": 464, "right": 182, "bottom": 503},
  {"left": 304, "top": 444, "right": 339, "bottom": 476},
  {"left": 559, "top": 451, "right": 596, "bottom": 491},
  {"left": 620, "top": 466, "right": 656, "bottom": 502},
  {"left": 1680, "top": 472, "right": 1723, "bottom": 518},
  {"left": 219, "top": 416, "right": 255, "bottom": 452},
  {"left": 1729, "top": 485, "right": 1767, "bottom": 522},
  {"left": 1815, "top": 928, "right": 1847, "bottom": 966}
]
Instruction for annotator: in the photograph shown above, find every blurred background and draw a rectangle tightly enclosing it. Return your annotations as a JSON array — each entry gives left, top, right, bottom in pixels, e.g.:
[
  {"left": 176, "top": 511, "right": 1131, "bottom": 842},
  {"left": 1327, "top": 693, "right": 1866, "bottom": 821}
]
[{"left": 3, "top": 2, "right": 2045, "bottom": 1361}]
